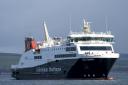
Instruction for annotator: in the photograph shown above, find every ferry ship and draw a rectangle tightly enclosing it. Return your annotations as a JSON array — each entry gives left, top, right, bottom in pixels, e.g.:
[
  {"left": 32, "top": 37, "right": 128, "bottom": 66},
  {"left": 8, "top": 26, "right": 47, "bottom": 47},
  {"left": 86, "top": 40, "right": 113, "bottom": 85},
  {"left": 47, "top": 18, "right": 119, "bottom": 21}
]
[{"left": 11, "top": 19, "right": 119, "bottom": 79}]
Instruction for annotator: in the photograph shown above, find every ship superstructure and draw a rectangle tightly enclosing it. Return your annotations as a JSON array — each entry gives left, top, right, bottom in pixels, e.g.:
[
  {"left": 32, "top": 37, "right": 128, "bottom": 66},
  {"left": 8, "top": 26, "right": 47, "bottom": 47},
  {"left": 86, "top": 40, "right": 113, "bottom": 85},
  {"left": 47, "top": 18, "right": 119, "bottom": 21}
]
[{"left": 11, "top": 19, "right": 119, "bottom": 79}]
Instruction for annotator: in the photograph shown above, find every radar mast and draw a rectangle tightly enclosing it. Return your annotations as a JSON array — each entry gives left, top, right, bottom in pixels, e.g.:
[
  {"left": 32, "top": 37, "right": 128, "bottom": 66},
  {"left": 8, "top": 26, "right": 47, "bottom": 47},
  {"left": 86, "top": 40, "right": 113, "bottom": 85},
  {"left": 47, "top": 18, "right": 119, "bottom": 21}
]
[{"left": 83, "top": 19, "right": 91, "bottom": 33}]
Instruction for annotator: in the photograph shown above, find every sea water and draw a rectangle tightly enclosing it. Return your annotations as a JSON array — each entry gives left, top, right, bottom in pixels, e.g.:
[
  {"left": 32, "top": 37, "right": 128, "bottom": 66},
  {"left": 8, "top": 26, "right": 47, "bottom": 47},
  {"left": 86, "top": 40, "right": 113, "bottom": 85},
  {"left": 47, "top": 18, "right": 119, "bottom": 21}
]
[{"left": 0, "top": 54, "right": 127, "bottom": 85}]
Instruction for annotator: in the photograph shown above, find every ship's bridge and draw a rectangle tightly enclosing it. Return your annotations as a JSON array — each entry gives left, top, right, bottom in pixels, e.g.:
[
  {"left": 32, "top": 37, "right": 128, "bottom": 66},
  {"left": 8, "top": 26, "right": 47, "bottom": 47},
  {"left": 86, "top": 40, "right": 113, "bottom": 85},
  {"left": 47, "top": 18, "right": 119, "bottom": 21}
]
[{"left": 67, "top": 32, "right": 114, "bottom": 44}]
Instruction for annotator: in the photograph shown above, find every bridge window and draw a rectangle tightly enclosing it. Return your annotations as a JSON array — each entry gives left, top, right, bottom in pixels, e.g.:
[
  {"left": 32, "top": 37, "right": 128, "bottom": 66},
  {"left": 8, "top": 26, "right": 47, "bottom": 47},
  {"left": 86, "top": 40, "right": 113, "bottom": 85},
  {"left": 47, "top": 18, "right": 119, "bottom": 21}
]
[
  {"left": 80, "top": 46, "right": 112, "bottom": 51},
  {"left": 70, "top": 37, "right": 113, "bottom": 42}
]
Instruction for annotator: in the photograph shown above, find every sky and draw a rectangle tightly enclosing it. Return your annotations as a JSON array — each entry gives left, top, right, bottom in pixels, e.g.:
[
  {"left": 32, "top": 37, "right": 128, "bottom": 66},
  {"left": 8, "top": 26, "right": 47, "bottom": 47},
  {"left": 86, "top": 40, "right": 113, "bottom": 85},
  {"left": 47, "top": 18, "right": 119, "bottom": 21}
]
[{"left": 0, "top": 0, "right": 128, "bottom": 53}]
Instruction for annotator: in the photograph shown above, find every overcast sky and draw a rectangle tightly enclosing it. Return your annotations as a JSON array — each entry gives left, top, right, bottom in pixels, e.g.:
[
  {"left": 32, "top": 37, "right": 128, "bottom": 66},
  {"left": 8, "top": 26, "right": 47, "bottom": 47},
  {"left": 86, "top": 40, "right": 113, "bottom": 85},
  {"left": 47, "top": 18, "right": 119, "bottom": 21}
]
[{"left": 0, "top": 0, "right": 128, "bottom": 53}]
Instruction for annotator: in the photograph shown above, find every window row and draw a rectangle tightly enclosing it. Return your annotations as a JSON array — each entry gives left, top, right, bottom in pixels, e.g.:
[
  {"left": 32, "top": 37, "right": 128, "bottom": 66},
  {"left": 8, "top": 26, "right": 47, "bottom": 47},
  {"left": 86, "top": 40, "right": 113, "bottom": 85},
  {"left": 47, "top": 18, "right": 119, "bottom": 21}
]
[
  {"left": 80, "top": 46, "right": 112, "bottom": 51},
  {"left": 34, "top": 56, "right": 42, "bottom": 59},
  {"left": 66, "top": 47, "right": 76, "bottom": 51},
  {"left": 55, "top": 54, "right": 76, "bottom": 58},
  {"left": 70, "top": 37, "right": 113, "bottom": 42},
  {"left": 43, "top": 47, "right": 66, "bottom": 51}
]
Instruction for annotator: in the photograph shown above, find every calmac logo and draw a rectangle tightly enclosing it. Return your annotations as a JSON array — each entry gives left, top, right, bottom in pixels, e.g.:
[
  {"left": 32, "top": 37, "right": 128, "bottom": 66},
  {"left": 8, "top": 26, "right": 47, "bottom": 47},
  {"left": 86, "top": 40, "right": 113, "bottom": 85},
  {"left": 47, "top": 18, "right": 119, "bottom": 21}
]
[{"left": 36, "top": 67, "right": 61, "bottom": 72}]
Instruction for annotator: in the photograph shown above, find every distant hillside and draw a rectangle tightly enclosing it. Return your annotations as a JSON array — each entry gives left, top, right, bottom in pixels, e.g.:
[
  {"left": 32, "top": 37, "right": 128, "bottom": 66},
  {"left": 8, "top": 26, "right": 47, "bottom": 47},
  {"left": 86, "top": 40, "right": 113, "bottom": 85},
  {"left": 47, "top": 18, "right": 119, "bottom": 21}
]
[
  {"left": 0, "top": 53, "right": 21, "bottom": 72},
  {"left": 0, "top": 53, "right": 21, "bottom": 56}
]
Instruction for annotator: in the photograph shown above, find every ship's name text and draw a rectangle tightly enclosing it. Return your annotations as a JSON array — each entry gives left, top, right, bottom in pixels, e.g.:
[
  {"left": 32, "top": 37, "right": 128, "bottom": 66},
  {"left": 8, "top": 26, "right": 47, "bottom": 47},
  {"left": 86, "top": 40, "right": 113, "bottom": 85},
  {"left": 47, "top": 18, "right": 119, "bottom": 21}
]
[{"left": 36, "top": 67, "right": 61, "bottom": 72}]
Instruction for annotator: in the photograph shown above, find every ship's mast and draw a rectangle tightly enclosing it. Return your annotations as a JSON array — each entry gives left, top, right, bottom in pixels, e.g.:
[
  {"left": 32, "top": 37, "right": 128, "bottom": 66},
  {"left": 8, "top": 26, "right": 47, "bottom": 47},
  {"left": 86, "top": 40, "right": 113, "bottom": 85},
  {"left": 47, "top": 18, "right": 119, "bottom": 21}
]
[
  {"left": 43, "top": 21, "right": 54, "bottom": 46},
  {"left": 44, "top": 21, "right": 50, "bottom": 42}
]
